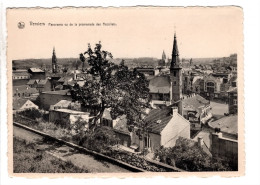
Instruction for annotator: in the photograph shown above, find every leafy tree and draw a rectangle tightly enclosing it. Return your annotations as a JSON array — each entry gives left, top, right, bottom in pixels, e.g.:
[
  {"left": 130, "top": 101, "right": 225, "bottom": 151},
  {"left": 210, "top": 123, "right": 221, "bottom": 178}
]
[
  {"left": 154, "top": 137, "right": 232, "bottom": 171},
  {"left": 70, "top": 42, "right": 150, "bottom": 130}
]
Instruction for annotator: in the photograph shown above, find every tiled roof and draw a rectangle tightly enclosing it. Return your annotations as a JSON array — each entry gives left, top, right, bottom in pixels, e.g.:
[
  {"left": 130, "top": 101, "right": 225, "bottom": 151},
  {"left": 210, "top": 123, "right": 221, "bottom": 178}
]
[
  {"left": 149, "top": 76, "right": 171, "bottom": 94},
  {"left": 13, "top": 85, "right": 38, "bottom": 94},
  {"left": 208, "top": 115, "right": 238, "bottom": 135},
  {"left": 13, "top": 99, "right": 28, "bottom": 110},
  {"left": 145, "top": 108, "right": 172, "bottom": 134},
  {"left": 27, "top": 79, "right": 37, "bottom": 85},
  {"left": 182, "top": 95, "right": 210, "bottom": 111}
]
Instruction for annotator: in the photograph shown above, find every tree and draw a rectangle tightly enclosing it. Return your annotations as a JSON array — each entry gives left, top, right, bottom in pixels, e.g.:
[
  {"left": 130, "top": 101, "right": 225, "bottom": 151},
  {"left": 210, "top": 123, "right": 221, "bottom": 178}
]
[
  {"left": 154, "top": 137, "right": 232, "bottom": 171},
  {"left": 70, "top": 42, "right": 151, "bottom": 130}
]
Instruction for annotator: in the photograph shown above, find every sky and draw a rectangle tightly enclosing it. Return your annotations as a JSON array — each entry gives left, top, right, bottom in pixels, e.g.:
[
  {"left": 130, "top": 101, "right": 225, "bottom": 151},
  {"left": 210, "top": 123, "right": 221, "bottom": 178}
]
[{"left": 7, "top": 7, "right": 243, "bottom": 60}]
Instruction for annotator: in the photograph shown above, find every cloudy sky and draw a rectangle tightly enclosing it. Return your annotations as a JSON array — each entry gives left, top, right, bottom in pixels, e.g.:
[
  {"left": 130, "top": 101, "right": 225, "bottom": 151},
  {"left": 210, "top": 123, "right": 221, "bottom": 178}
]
[{"left": 7, "top": 7, "right": 243, "bottom": 60}]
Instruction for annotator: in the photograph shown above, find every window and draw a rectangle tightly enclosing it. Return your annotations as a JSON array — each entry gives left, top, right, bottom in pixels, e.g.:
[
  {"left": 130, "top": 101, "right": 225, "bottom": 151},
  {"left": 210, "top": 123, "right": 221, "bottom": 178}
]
[
  {"left": 174, "top": 71, "right": 177, "bottom": 77},
  {"left": 234, "top": 99, "right": 237, "bottom": 105},
  {"left": 173, "top": 81, "right": 177, "bottom": 85}
]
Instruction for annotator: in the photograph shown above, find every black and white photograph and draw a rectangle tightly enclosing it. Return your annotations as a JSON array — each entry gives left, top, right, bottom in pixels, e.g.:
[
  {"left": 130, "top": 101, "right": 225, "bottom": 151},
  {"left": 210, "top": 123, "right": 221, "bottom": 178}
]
[{"left": 7, "top": 7, "right": 243, "bottom": 176}]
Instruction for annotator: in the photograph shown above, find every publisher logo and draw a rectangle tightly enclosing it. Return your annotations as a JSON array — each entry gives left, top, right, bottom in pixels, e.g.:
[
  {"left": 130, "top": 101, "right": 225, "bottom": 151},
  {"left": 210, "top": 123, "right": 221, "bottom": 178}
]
[{"left": 18, "top": 22, "right": 25, "bottom": 29}]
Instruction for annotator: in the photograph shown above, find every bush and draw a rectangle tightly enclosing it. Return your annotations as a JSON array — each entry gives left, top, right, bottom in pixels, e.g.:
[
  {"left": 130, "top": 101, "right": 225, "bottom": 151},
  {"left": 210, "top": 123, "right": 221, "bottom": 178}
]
[
  {"left": 18, "top": 108, "right": 43, "bottom": 120},
  {"left": 82, "top": 126, "right": 119, "bottom": 153}
]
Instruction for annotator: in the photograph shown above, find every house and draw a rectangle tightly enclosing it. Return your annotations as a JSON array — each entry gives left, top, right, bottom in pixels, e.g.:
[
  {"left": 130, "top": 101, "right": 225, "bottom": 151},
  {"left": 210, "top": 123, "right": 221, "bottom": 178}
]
[
  {"left": 28, "top": 68, "right": 46, "bottom": 79},
  {"left": 181, "top": 94, "right": 212, "bottom": 125},
  {"left": 148, "top": 75, "right": 171, "bottom": 106},
  {"left": 50, "top": 100, "right": 81, "bottom": 111},
  {"left": 36, "top": 79, "right": 52, "bottom": 93},
  {"left": 202, "top": 75, "right": 223, "bottom": 99},
  {"left": 100, "top": 107, "right": 190, "bottom": 153},
  {"left": 12, "top": 71, "right": 30, "bottom": 80},
  {"left": 37, "top": 89, "right": 72, "bottom": 110},
  {"left": 13, "top": 99, "right": 38, "bottom": 112},
  {"left": 12, "top": 71, "right": 31, "bottom": 86},
  {"left": 144, "top": 107, "right": 190, "bottom": 152},
  {"left": 27, "top": 79, "right": 39, "bottom": 88},
  {"left": 49, "top": 108, "right": 91, "bottom": 126}
]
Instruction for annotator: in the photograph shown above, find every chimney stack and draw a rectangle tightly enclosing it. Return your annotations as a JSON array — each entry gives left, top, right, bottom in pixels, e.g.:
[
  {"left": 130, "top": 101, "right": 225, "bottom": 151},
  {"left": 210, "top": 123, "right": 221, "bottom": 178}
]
[
  {"left": 172, "top": 106, "right": 178, "bottom": 115},
  {"left": 73, "top": 70, "right": 77, "bottom": 80},
  {"left": 198, "top": 136, "right": 204, "bottom": 147}
]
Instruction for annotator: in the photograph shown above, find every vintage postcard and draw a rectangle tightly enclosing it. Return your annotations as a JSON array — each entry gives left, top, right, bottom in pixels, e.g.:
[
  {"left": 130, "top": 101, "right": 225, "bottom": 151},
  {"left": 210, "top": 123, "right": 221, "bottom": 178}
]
[{"left": 7, "top": 7, "right": 244, "bottom": 178}]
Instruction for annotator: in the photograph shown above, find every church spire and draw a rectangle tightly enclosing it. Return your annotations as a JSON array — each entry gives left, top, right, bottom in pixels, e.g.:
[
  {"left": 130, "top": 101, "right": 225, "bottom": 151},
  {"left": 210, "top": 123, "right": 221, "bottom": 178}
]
[
  {"left": 52, "top": 47, "right": 57, "bottom": 73},
  {"left": 170, "top": 33, "right": 181, "bottom": 69},
  {"left": 170, "top": 32, "right": 182, "bottom": 104},
  {"left": 162, "top": 50, "right": 166, "bottom": 60}
]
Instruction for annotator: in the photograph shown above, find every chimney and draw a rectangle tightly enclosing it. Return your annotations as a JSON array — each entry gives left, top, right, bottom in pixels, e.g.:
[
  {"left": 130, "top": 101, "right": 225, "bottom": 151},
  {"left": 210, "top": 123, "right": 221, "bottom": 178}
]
[
  {"left": 198, "top": 136, "right": 204, "bottom": 147},
  {"left": 172, "top": 106, "right": 178, "bottom": 115},
  {"left": 73, "top": 70, "right": 77, "bottom": 80}
]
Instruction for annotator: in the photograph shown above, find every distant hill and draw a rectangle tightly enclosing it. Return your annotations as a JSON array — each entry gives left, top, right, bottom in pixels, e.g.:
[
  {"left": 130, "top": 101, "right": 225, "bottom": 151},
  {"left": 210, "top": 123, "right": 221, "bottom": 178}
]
[
  {"left": 12, "top": 58, "right": 80, "bottom": 69},
  {"left": 12, "top": 54, "right": 236, "bottom": 69}
]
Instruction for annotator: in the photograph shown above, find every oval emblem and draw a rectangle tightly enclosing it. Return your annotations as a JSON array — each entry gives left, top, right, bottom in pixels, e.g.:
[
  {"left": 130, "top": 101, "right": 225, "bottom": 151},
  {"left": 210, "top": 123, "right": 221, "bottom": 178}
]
[{"left": 18, "top": 22, "right": 25, "bottom": 29}]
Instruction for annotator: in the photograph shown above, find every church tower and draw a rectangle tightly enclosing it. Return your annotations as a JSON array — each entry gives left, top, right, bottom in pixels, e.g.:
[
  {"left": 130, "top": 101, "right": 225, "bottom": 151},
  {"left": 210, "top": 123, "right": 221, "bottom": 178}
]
[
  {"left": 170, "top": 33, "right": 182, "bottom": 103},
  {"left": 162, "top": 50, "right": 166, "bottom": 61},
  {"left": 52, "top": 47, "right": 57, "bottom": 73}
]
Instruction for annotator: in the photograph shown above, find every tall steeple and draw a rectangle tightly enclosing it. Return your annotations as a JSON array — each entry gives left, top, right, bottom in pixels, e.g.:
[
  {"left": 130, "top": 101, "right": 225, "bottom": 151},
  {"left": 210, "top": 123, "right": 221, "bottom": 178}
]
[
  {"left": 170, "top": 33, "right": 181, "bottom": 69},
  {"left": 170, "top": 33, "right": 182, "bottom": 104},
  {"left": 52, "top": 47, "right": 57, "bottom": 73},
  {"left": 162, "top": 50, "right": 166, "bottom": 61}
]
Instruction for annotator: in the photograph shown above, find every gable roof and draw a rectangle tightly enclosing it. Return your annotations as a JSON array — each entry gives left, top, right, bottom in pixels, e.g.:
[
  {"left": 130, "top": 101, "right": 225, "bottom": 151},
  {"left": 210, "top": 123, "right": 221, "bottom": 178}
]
[
  {"left": 145, "top": 108, "right": 172, "bottom": 134},
  {"left": 149, "top": 76, "right": 171, "bottom": 94},
  {"left": 13, "top": 99, "right": 29, "bottom": 110},
  {"left": 27, "top": 79, "right": 38, "bottom": 85}
]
